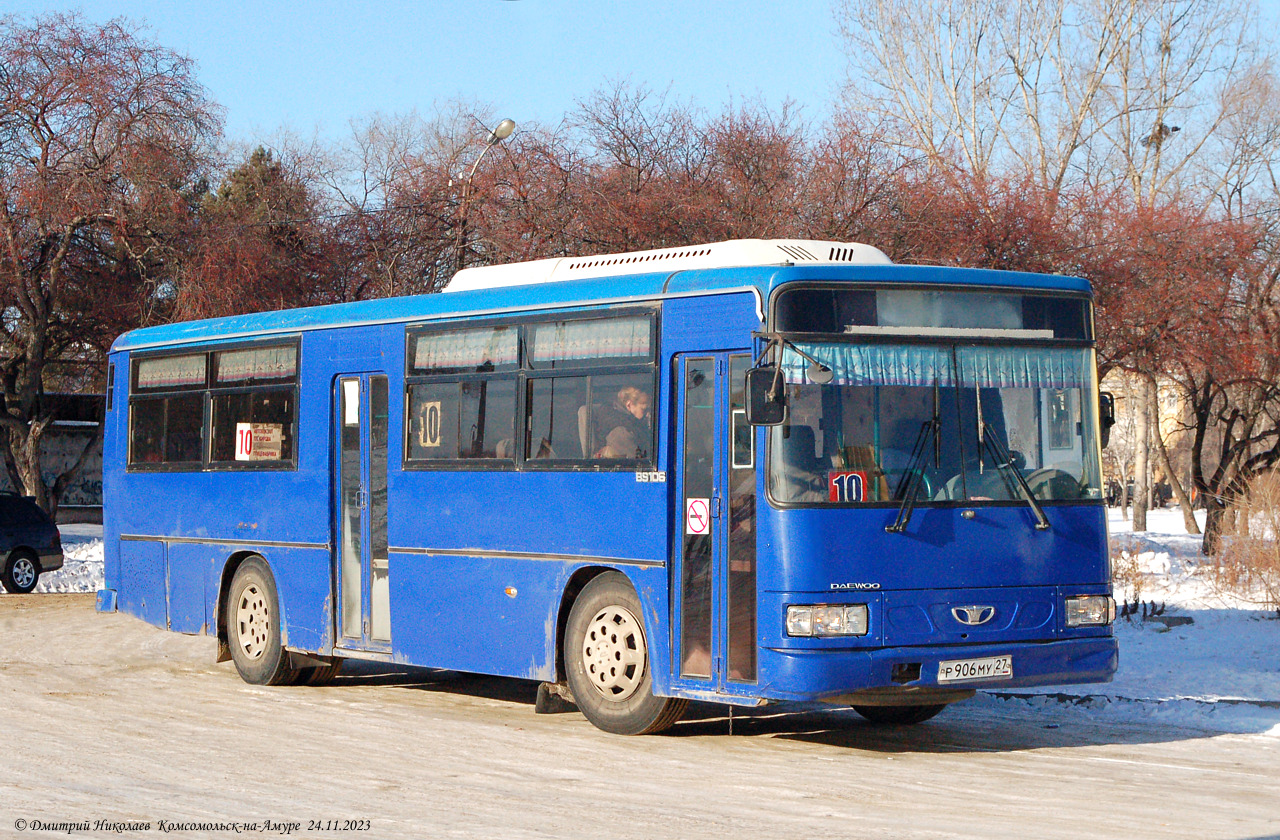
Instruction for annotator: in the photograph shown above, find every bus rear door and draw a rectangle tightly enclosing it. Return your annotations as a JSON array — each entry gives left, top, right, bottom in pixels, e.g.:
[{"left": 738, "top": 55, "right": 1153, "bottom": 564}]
[{"left": 334, "top": 374, "right": 391, "bottom": 652}]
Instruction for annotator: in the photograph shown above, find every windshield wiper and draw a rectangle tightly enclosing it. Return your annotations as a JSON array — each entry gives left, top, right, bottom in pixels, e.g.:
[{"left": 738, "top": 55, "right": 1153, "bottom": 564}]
[
  {"left": 981, "top": 429, "right": 1051, "bottom": 531},
  {"left": 886, "top": 418, "right": 938, "bottom": 534}
]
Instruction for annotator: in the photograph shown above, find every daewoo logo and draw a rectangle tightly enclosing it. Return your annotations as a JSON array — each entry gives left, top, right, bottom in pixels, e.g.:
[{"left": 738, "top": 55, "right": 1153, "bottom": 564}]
[
  {"left": 951, "top": 605, "right": 996, "bottom": 626},
  {"left": 830, "top": 582, "right": 881, "bottom": 590}
]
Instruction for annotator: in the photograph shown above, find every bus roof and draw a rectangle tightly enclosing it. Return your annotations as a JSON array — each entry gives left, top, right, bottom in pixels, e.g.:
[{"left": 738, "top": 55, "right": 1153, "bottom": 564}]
[{"left": 111, "top": 241, "right": 1092, "bottom": 352}]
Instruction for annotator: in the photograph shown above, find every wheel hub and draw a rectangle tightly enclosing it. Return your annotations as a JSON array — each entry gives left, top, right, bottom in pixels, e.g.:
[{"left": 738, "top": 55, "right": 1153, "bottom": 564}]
[
  {"left": 12, "top": 557, "right": 35, "bottom": 590},
  {"left": 235, "top": 584, "right": 270, "bottom": 660},
  {"left": 581, "top": 605, "right": 646, "bottom": 701}
]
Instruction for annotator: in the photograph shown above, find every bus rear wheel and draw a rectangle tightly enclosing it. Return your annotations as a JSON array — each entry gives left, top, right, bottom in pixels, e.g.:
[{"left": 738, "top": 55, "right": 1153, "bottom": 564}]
[
  {"left": 852, "top": 704, "right": 947, "bottom": 725},
  {"left": 226, "top": 556, "right": 297, "bottom": 686},
  {"left": 565, "top": 572, "right": 686, "bottom": 735},
  {"left": 294, "top": 660, "right": 343, "bottom": 686}
]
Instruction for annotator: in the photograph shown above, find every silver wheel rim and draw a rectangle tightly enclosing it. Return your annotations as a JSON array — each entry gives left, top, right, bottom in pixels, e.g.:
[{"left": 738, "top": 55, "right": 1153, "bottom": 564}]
[
  {"left": 12, "top": 557, "right": 36, "bottom": 590},
  {"left": 235, "top": 583, "right": 270, "bottom": 660},
  {"left": 582, "top": 605, "right": 646, "bottom": 701}
]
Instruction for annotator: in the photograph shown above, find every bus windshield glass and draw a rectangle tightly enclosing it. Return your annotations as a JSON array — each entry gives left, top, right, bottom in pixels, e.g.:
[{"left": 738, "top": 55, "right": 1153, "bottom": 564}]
[{"left": 768, "top": 342, "right": 1103, "bottom": 505}]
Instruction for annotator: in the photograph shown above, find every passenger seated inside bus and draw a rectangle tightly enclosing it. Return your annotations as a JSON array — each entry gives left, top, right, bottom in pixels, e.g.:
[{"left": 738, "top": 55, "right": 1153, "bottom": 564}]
[{"left": 582, "top": 385, "right": 652, "bottom": 459}]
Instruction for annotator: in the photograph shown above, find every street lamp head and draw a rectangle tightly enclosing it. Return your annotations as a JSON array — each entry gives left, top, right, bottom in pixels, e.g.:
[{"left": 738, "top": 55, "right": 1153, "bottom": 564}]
[{"left": 487, "top": 118, "right": 516, "bottom": 146}]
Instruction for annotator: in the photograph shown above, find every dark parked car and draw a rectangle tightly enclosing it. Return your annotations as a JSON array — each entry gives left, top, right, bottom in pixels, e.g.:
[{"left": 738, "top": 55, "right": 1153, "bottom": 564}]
[{"left": 1, "top": 493, "right": 63, "bottom": 594}]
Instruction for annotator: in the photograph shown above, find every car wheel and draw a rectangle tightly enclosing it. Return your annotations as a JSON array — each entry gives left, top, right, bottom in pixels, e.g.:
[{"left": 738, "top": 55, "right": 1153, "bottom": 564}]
[
  {"left": 852, "top": 704, "right": 947, "bottom": 725},
  {"left": 564, "top": 572, "right": 687, "bottom": 735},
  {"left": 226, "top": 556, "right": 297, "bottom": 686},
  {"left": 2, "top": 550, "right": 40, "bottom": 594}
]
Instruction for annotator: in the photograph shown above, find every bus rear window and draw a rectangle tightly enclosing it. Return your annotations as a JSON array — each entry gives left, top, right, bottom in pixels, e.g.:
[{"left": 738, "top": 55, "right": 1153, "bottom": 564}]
[
  {"left": 128, "top": 340, "right": 300, "bottom": 471},
  {"left": 129, "top": 393, "right": 203, "bottom": 465}
]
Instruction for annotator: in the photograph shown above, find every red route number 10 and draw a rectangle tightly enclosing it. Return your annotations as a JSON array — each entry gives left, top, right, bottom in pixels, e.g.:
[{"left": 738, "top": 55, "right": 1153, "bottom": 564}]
[
  {"left": 236, "top": 426, "right": 255, "bottom": 458},
  {"left": 828, "top": 470, "right": 867, "bottom": 503}
]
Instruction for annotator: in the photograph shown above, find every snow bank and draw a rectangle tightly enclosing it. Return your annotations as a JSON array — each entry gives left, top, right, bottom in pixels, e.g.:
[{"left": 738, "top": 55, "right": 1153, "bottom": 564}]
[
  {"left": 34, "top": 524, "right": 104, "bottom": 594},
  {"left": 989, "top": 508, "right": 1280, "bottom": 735}
]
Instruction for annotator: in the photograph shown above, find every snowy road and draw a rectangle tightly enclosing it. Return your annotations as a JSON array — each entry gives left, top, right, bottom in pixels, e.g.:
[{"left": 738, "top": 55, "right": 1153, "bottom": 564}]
[{"left": 1, "top": 595, "right": 1276, "bottom": 840}]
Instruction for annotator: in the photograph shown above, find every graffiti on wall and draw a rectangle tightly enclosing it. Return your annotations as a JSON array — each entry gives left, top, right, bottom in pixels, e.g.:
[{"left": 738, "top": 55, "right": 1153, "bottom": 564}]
[{"left": 0, "top": 429, "right": 103, "bottom": 506}]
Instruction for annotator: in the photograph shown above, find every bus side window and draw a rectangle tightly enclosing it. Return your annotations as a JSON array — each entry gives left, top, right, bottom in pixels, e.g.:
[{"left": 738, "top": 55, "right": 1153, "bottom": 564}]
[
  {"left": 526, "top": 376, "right": 587, "bottom": 461},
  {"left": 408, "top": 382, "right": 458, "bottom": 459},
  {"left": 210, "top": 390, "right": 295, "bottom": 464},
  {"left": 405, "top": 378, "right": 516, "bottom": 463},
  {"left": 525, "top": 373, "right": 654, "bottom": 465}
]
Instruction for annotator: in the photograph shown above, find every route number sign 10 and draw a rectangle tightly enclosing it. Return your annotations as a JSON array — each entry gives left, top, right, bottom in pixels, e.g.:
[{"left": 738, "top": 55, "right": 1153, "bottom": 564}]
[
  {"left": 235, "top": 422, "right": 284, "bottom": 461},
  {"left": 827, "top": 470, "right": 867, "bottom": 502}
]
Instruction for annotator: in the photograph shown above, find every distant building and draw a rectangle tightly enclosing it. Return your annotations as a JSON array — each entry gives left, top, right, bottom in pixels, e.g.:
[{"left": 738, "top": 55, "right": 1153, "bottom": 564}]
[{"left": 1100, "top": 372, "right": 1190, "bottom": 505}]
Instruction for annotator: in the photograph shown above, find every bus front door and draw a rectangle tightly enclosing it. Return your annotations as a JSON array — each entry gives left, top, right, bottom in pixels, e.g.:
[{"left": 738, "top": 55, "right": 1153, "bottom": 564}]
[
  {"left": 675, "top": 353, "right": 757, "bottom": 691},
  {"left": 334, "top": 374, "right": 391, "bottom": 651}
]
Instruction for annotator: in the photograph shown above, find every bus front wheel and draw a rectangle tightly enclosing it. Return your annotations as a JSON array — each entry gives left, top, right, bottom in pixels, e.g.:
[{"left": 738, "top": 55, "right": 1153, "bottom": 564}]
[
  {"left": 226, "top": 556, "right": 298, "bottom": 686},
  {"left": 852, "top": 704, "right": 947, "bottom": 725},
  {"left": 565, "top": 572, "right": 687, "bottom": 735}
]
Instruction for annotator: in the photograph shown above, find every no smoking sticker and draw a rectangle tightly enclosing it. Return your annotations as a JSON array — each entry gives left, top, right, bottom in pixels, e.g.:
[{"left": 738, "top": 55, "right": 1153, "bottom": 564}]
[{"left": 685, "top": 498, "right": 711, "bottom": 535}]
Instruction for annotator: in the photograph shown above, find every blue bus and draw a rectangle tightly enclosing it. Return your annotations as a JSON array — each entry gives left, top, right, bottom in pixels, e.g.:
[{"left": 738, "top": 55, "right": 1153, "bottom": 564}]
[{"left": 98, "top": 239, "right": 1117, "bottom": 734}]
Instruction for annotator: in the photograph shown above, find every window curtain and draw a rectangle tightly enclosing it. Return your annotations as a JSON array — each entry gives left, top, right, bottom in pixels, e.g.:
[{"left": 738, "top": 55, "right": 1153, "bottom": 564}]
[
  {"left": 136, "top": 355, "right": 206, "bottom": 389},
  {"left": 783, "top": 343, "right": 1090, "bottom": 390},
  {"left": 531, "top": 317, "right": 650, "bottom": 365},
  {"left": 956, "top": 346, "right": 1089, "bottom": 389},
  {"left": 783, "top": 343, "right": 954, "bottom": 386},
  {"left": 413, "top": 327, "right": 518, "bottom": 372},
  {"left": 217, "top": 346, "right": 298, "bottom": 383}
]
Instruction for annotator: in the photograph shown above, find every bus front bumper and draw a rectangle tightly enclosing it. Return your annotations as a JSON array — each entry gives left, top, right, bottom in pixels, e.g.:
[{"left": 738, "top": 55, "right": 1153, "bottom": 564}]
[{"left": 758, "top": 636, "right": 1118, "bottom": 703}]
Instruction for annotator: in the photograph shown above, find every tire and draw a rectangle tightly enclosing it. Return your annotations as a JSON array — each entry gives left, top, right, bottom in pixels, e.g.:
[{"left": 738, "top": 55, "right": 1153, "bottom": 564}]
[
  {"left": 2, "top": 550, "right": 40, "bottom": 594},
  {"left": 226, "top": 556, "right": 297, "bottom": 686},
  {"left": 852, "top": 704, "right": 947, "bottom": 725},
  {"left": 564, "top": 572, "right": 687, "bottom": 735},
  {"left": 295, "top": 660, "right": 343, "bottom": 686}
]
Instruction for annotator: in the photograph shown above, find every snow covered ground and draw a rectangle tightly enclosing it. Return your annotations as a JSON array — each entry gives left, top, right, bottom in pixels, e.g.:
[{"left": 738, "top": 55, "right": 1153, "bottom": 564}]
[
  {"left": 985, "top": 507, "right": 1280, "bottom": 736},
  {"left": 38, "top": 510, "right": 1280, "bottom": 736}
]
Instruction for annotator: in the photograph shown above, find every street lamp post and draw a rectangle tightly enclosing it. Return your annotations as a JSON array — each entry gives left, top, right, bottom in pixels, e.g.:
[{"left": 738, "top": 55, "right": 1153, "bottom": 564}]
[{"left": 453, "top": 118, "right": 516, "bottom": 273}]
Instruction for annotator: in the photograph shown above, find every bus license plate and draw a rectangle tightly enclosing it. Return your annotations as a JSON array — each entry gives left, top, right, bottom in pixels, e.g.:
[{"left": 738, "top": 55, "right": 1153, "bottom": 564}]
[{"left": 937, "top": 655, "right": 1013, "bottom": 683}]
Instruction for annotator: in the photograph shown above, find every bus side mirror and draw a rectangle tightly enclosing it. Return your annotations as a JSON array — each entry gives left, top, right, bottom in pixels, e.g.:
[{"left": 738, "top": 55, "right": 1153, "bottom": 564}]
[
  {"left": 1099, "top": 391, "right": 1116, "bottom": 448},
  {"left": 746, "top": 366, "right": 787, "bottom": 426}
]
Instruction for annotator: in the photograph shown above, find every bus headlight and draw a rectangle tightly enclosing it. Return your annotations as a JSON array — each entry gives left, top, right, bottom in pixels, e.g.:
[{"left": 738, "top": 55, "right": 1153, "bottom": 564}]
[
  {"left": 786, "top": 604, "right": 868, "bottom": 637},
  {"left": 1065, "top": 595, "right": 1115, "bottom": 627}
]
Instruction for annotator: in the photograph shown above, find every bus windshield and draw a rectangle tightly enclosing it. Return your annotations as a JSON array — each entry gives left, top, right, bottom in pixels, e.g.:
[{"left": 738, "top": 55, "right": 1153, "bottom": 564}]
[{"left": 768, "top": 342, "right": 1103, "bottom": 505}]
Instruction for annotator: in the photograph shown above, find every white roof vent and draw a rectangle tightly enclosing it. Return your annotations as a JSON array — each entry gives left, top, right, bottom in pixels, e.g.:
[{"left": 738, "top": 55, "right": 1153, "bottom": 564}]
[{"left": 445, "top": 238, "right": 892, "bottom": 293}]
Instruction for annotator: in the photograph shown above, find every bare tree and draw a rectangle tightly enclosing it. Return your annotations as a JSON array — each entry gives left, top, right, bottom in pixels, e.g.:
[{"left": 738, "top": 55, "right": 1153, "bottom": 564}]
[
  {"left": 836, "top": 0, "right": 1268, "bottom": 200},
  {"left": 835, "top": 0, "right": 1146, "bottom": 192},
  {"left": 0, "top": 13, "right": 219, "bottom": 514}
]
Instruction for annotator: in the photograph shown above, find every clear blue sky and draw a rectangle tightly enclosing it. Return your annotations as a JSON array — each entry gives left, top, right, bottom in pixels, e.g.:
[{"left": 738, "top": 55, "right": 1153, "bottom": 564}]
[
  {"left": 9, "top": 1, "right": 1280, "bottom": 147},
  {"left": 8, "top": 1, "right": 848, "bottom": 143}
]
